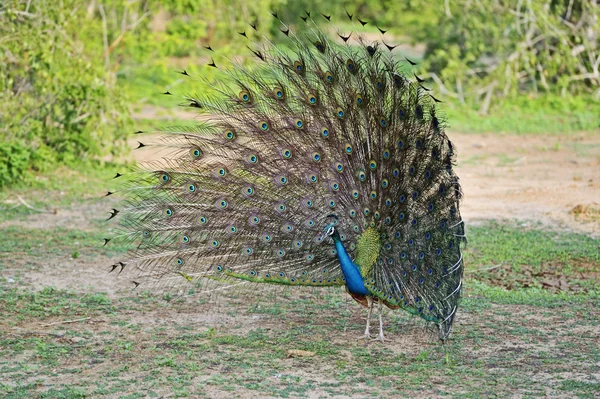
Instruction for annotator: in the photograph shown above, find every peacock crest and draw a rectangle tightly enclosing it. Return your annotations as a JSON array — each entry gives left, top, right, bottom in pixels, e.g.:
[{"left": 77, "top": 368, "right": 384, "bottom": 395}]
[{"left": 107, "top": 10, "right": 465, "bottom": 341}]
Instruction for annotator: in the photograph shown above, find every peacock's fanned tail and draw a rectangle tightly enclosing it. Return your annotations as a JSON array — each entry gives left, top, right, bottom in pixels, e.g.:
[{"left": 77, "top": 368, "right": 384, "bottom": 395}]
[{"left": 109, "top": 11, "right": 465, "bottom": 340}]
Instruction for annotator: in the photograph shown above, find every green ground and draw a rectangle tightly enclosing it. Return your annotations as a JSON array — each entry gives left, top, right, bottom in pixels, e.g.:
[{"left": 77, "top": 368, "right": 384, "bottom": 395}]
[{"left": 0, "top": 177, "right": 599, "bottom": 398}]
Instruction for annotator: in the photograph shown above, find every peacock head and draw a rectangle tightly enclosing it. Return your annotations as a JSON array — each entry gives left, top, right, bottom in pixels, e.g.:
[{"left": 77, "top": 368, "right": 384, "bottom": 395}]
[{"left": 321, "top": 215, "right": 341, "bottom": 241}]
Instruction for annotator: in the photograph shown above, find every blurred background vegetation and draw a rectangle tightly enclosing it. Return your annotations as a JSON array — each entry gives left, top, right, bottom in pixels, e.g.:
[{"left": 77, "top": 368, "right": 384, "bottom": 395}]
[{"left": 1, "top": 0, "right": 599, "bottom": 189}]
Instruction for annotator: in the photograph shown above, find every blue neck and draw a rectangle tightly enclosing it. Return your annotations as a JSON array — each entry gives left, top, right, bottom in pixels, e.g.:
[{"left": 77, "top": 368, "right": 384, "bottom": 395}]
[{"left": 333, "top": 237, "right": 369, "bottom": 295}]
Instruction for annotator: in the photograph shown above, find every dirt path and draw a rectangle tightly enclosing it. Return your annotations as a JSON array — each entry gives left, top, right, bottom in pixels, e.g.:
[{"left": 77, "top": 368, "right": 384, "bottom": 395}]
[
  {"left": 453, "top": 132, "right": 600, "bottom": 236},
  {"left": 2, "top": 130, "right": 598, "bottom": 300},
  {"left": 131, "top": 130, "right": 600, "bottom": 237}
]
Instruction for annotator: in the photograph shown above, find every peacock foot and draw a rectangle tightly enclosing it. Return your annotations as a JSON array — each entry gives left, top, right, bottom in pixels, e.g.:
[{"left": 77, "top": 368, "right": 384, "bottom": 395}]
[{"left": 374, "top": 333, "right": 386, "bottom": 343}]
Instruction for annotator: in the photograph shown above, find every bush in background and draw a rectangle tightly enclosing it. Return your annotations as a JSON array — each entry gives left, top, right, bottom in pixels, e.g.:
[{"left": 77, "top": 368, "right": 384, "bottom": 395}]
[
  {"left": 0, "top": 0, "right": 131, "bottom": 189},
  {"left": 420, "top": 0, "right": 600, "bottom": 113},
  {"left": 1, "top": 0, "right": 598, "bottom": 189}
]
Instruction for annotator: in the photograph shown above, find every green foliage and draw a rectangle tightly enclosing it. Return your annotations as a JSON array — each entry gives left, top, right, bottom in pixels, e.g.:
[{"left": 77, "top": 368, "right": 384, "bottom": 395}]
[
  {"left": 111, "top": 0, "right": 287, "bottom": 61},
  {"left": 446, "top": 93, "right": 600, "bottom": 134},
  {"left": 419, "top": 0, "right": 600, "bottom": 111},
  {"left": 0, "top": 0, "right": 131, "bottom": 189},
  {"left": 1, "top": 0, "right": 597, "bottom": 192}
]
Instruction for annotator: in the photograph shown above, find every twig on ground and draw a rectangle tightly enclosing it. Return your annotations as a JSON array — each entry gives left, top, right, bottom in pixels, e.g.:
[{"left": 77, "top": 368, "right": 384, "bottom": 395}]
[
  {"left": 15, "top": 195, "right": 56, "bottom": 214},
  {"left": 41, "top": 317, "right": 91, "bottom": 327}
]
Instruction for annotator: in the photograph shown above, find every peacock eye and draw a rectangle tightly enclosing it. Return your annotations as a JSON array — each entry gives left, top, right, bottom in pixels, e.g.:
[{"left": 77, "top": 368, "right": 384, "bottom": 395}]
[
  {"left": 394, "top": 75, "right": 403, "bottom": 88},
  {"left": 293, "top": 60, "right": 304, "bottom": 72},
  {"left": 307, "top": 93, "right": 318, "bottom": 105},
  {"left": 214, "top": 167, "right": 226, "bottom": 177},
  {"left": 239, "top": 90, "right": 251, "bottom": 103},
  {"left": 281, "top": 149, "right": 292, "bottom": 159},
  {"left": 357, "top": 170, "right": 366, "bottom": 181},
  {"left": 189, "top": 147, "right": 202, "bottom": 159},
  {"left": 432, "top": 117, "right": 440, "bottom": 132},
  {"left": 224, "top": 129, "right": 235, "bottom": 140},
  {"left": 415, "top": 104, "right": 424, "bottom": 120},
  {"left": 355, "top": 94, "right": 364, "bottom": 107},
  {"left": 346, "top": 59, "right": 356, "bottom": 72},
  {"left": 325, "top": 71, "right": 334, "bottom": 83},
  {"left": 273, "top": 87, "right": 285, "bottom": 100}
]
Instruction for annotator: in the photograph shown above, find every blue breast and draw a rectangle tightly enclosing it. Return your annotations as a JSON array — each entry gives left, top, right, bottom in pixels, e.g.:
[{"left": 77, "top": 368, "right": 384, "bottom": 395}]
[{"left": 334, "top": 239, "right": 369, "bottom": 295}]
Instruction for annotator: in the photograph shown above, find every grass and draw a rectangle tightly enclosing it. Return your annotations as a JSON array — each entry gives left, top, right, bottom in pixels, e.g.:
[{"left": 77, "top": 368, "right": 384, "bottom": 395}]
[
  {"left": 0, "top": 282, "right": 598, "bottom": 398},
  {"left": 445, "top": 94, "right": 600, "bottom": 135},
  {"left": 116, "top": 54, "right": 600, "bottom": 137},
  {"left": 1, "top": 210, "right": 599, "bottom": 397},
  {"left": 0, "top": 107, "right": 598, "bottom": 397},
  {"left": 0, "top": 164, "right": 123, "bottom": 224},
  {"left": 465, "top": 222, "right": 600, "bottom": 270},
  {"left": 116, "top": 51, "right": 600, "bottom": 138}
]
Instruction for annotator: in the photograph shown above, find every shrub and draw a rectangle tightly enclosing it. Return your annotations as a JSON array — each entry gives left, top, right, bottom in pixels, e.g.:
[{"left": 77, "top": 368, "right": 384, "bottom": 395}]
[{"left": 0, "top": 0, "right": 131, "bottom": 188}]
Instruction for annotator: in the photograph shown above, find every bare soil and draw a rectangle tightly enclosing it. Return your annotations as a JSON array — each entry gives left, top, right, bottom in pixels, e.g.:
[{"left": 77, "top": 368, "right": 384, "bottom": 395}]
[
  {"left": 2, "top": 131, "right": 599, "bottom": 297},
  {"left": 131, "top": 130, "right": 600, "bottom": 236},
  {"left": 1, "top": 131, "right": 599, "bottom": 398},
  {"left": 452, "top": 132, "right": 600, "bottom": 237}
]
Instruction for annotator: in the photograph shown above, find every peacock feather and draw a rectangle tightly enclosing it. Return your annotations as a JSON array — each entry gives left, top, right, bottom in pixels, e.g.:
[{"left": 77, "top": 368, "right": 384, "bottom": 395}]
[{"left": 107, "top": 10, "right": 465, "bottom": 341}]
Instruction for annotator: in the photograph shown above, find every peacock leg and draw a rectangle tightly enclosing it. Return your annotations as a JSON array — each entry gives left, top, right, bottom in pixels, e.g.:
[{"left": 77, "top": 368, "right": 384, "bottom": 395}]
[
  {"left": 363, "top": 296, "right": 374, "bottom": 338},
  {"left": 377, "top": 300, "right": 385, "bottom": 342}
]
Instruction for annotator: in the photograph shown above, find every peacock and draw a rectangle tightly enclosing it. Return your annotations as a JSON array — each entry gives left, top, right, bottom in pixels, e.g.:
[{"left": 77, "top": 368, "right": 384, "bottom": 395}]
[{"left": 106, "top": 10, "right": 465, "bottom": 342}]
